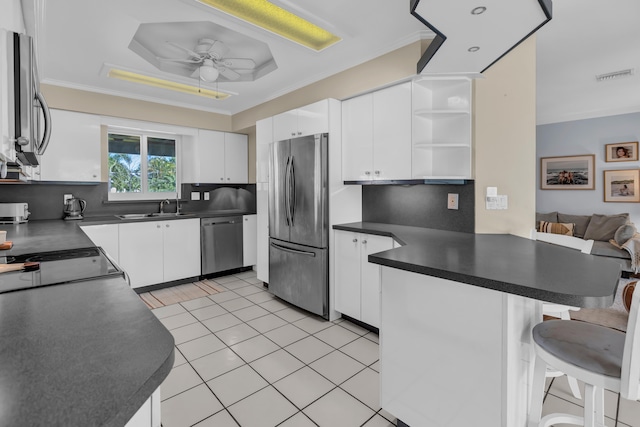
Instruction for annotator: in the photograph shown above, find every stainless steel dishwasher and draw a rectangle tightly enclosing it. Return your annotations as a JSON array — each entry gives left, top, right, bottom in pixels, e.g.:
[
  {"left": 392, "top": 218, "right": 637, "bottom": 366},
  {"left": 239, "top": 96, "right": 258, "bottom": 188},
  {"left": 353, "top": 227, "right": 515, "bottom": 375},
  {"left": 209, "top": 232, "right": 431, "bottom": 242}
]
[{"left": 201, "top": 216, "right": 243, "bottom": 275}]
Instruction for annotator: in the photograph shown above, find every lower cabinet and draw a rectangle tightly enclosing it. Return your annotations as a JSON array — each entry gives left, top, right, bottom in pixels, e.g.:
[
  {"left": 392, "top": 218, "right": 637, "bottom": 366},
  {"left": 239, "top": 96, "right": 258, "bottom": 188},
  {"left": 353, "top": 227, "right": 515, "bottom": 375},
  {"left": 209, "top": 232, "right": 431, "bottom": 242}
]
[
  {"left": 243, "top": 214, "right": 257, "bottom": 267},
  {"left": 119, "top": 219, "right": 201, "bottom": 289},
  {"left": 334, "top": 230, "right": 394, "bottom": 328},
  {"left": 125, "top": 388, "right": 161, "bottom": 427},
  {"left": 80, "top": 224, "right": 120, "bottom": 264}
]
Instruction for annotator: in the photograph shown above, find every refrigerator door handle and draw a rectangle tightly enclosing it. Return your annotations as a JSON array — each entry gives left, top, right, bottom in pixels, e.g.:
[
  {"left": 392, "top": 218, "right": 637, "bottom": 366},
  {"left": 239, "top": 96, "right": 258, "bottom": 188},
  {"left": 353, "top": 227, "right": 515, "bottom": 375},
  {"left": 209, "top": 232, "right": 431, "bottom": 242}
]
[
  {"left": 289, "top": 156, "right": 296, "bottom": 226},
  {"left": 284, "top": 155, "right": 291, "bottom": 226},
  {"left": 270, "top": 242, "right": 316, "bottom": 257}
]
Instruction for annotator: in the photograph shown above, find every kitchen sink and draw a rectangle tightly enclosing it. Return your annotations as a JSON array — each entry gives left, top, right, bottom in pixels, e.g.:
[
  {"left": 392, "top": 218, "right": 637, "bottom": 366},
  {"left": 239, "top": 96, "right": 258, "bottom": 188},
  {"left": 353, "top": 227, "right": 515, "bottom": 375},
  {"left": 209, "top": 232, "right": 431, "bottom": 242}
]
[
  {"left": 148, "top": 212, "right": 194, "bottom": 217},
  {"left": 116, "top": 213, "right": 194, "bottom": 220}
]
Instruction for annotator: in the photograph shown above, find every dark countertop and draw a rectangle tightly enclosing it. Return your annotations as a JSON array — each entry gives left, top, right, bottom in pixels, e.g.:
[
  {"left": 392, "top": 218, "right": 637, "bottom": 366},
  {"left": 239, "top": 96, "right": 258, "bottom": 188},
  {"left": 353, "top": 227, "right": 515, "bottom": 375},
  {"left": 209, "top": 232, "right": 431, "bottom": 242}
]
[
  {"left": 333, "top": 222, "right": 622, "bottom": 308},
  {"left": 0, "top": 210, "right": 256, "bottom": 256},
  {"left": 0, "top": 221, "right": 175, "bottom": 425}
]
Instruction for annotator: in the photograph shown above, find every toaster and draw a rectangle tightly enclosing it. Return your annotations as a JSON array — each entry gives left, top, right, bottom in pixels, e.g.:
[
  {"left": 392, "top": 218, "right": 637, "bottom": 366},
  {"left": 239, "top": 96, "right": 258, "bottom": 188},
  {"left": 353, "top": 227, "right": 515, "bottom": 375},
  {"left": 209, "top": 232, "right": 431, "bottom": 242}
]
[{"left": 0, "top": 203, "right": 30, "bottom": 224}]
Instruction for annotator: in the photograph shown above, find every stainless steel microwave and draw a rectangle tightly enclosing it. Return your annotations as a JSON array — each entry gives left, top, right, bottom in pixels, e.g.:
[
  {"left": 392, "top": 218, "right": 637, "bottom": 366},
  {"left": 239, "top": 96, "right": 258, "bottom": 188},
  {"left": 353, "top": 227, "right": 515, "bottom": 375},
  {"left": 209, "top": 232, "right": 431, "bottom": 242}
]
[{"left": 1, "top": 29, "right": 51, "bottom": 168}]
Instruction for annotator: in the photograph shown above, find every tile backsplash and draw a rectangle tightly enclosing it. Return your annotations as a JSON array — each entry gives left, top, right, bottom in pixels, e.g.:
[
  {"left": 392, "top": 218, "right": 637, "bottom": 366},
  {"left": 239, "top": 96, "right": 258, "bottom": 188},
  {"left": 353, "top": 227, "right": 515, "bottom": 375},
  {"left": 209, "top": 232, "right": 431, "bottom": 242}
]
[{"left": 0, "top": 182, "right": 256, "bottom": 220}]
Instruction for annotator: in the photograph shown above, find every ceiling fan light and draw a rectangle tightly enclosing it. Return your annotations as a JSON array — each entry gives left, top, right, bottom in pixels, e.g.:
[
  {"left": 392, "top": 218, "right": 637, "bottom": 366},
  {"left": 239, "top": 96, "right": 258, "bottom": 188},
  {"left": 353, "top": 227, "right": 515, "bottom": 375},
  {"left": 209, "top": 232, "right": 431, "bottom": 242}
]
[
  {"left": 199, "top": 65, "right": 220, "bottom": 82},
  {"left": 196, "top": 0, "right": 341, "bottom": 51},
  {"left": 107, "top": 68, "right": 230, "bottom": 100}
]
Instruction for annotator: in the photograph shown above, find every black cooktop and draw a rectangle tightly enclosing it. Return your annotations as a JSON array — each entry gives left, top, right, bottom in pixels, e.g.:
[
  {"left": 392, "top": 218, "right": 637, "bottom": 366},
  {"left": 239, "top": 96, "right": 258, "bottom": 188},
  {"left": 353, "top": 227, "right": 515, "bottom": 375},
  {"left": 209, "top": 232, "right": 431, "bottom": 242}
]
[{"left": 0, "top": 247, "right": 124, "bottom": 294}]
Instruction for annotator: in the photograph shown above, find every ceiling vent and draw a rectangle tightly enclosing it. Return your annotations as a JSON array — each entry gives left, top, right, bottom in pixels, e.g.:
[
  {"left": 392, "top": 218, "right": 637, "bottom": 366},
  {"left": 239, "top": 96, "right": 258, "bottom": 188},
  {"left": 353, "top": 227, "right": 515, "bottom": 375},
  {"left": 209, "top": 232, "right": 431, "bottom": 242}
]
[{"left": 595, "top": 68, "right": 635, "bottom": 82}]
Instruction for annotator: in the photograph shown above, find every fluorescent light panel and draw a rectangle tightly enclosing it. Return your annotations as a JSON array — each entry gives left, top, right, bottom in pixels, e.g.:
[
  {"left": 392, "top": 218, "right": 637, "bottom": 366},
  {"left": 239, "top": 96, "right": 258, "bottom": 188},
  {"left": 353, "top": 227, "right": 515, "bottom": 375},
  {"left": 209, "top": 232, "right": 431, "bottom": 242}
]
[
  {"left": 197, "top": 0, "right": 341, "bottom": 51},
  {"left": 108, "top": 69, "right": 231, "bottom": 100}
]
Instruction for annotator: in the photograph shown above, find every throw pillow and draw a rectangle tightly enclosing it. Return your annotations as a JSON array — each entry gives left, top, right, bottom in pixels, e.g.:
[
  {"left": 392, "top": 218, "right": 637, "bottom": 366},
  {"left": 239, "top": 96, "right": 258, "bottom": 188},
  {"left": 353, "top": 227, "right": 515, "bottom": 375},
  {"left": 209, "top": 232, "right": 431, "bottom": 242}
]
[
  {"left": 557, "top": 213, "right": 592, "bottom": 238},
  {"left": 614, "top": 223, "right": 637, "bottom": 246},
  {"left": 623, "top": 281, "right": 637, "bottom": 313},
  {"left": 583, "top": 213, "right": 630, "bottom": 241},
  {"left": 538, "top": 221, "right": 575, "bottom": 236}
]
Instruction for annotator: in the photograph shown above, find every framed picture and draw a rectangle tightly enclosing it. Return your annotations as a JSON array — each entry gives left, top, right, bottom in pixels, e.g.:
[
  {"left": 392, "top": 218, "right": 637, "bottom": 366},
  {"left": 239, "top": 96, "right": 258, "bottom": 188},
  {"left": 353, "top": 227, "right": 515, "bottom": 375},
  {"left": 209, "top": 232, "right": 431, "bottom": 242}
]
[
  {"left": 603, "top": 169, "right": 640, "bottom": 202},
  {"left": 605, "top": 141, "right": 639, "bottom": 162},
  {"left": 540, "top": 154, "right": 595, "bottom": 190}
]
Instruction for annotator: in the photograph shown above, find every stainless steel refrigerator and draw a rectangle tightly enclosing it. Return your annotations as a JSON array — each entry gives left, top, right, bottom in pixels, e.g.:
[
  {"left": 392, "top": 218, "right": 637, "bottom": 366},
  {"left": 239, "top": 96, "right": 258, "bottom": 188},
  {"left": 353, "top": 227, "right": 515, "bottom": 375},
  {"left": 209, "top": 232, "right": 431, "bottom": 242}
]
[{"left": 269, "top": 133, "right": 329, "bottom": 319}]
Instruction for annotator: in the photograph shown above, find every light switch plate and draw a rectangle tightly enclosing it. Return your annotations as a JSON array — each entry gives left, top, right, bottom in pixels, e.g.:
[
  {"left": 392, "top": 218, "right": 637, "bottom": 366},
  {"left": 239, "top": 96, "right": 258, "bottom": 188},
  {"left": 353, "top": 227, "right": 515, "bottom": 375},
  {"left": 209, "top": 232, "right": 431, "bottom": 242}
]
[
  {"left": 63, "top": 194, "right": 73, "bottom": 204},
  {"left": 447, "top": 193, "right": 459, "bottom": 210},
  {"left": 190, "top": 191, "right": 200, "bottom": 201},
  {"left": 204, "top": 192, "right": 210, "bottom": 201}
]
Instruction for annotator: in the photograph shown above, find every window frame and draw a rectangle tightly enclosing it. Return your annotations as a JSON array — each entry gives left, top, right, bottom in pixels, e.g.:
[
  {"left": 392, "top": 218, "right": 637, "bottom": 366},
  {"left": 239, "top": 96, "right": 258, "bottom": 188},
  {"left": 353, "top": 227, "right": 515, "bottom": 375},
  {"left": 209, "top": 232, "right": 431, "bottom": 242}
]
[{"left": 107, "top": 126, "right": 181, "bottom": 201}]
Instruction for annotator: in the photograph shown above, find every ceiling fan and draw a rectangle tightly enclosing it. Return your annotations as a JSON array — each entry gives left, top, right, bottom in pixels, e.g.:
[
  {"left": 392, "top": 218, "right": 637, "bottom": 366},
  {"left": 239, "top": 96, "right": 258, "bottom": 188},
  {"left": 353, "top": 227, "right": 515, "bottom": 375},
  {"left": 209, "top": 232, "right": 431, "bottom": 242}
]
[{"left": 157, "top": 38, "right": 256, "bottom": 82}]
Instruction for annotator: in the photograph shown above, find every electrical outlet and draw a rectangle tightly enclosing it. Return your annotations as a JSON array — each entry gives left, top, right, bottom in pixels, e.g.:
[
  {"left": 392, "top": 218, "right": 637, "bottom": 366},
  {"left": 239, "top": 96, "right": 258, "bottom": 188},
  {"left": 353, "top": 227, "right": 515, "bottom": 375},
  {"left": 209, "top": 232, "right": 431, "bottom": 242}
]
[
  {"left": 447, "top": 193, "right": 459, "bottom": 210},
  {"left": 63, "top": 194, "right": 73, "bottom": 204}
]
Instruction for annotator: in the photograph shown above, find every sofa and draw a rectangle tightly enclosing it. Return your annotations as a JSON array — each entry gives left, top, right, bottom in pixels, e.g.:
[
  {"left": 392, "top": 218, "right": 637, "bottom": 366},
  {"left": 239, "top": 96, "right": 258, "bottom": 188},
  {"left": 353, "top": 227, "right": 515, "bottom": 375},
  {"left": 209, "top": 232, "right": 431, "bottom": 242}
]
[{"left": 536, "top": 212, "right": 638, "bottom": 275}]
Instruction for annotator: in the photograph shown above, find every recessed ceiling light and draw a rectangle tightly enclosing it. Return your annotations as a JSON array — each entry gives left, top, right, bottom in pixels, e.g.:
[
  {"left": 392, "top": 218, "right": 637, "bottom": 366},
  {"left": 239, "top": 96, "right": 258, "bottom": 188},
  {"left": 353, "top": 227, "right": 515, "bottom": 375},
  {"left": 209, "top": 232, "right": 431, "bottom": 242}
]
[
  {"left": 196, "top": 0, "right": 341, "bottom": 51},
  {"left": 107, "top": 69, "right": 231, "bottom": 100},
  {"left": 471, "top": 6, "right": 487, "bottom": 15},
  {"left": 468, "top": 46, "right": 480, "bottom": 52},
  {"left": 595, "top": 69, "right": 635, "bottom": 82}
]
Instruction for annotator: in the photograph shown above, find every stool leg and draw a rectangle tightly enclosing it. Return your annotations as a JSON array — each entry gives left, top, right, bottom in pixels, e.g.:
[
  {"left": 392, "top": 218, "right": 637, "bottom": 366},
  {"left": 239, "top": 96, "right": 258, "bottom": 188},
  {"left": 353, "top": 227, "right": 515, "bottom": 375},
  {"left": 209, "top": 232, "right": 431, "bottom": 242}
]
[
  {"left": 583, "top": 383, "right": 603, "bottom": 427},
  {"left": 567, "top": 376, "right": 582, "bottom": 399},
  {"left": 528, "top": 354, "right": 547, "bottom": 427}
]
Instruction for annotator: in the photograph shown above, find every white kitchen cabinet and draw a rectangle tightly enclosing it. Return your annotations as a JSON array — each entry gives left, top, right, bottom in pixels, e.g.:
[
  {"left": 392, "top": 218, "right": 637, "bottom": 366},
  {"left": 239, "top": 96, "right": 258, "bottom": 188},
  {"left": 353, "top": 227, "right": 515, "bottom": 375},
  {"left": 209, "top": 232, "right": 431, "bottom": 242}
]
[
  {"left": 190, "top": 129, "right": 248, "bottom": 184},
  {"left": 411, "top": 77, "right": 472, "bottom": 179},
  {"left": 118, "top": 218, "right": 200, "bottom": 288},
  {"left": 256, "top": 117, "right": 272, "bottom": 183},
  {"left": 162, "top": 219, "right": 201, "bottom": 283},
  {"left": 334, "top": 230, "right": 393, "bottom": 327},
  {"left": 80, "top": 224, "right": 120, "bottom": 264},
  {"left": 256, "top": 185, "right": 269, "bottom": 283},
  {"left": 243, "top": 214, "right": 257, "bottom": 267},
  {"left": 272, "top": 99, "right": 329, "bottom": 142},
  {"left": 34, "top": 109, "right": 101, "bottom": 182},
  {"left": 342, "top": 82, "right": 412, "bottom": 181},
  {"left": 125, "top": 388, "right": 160, "bottom": 427}
]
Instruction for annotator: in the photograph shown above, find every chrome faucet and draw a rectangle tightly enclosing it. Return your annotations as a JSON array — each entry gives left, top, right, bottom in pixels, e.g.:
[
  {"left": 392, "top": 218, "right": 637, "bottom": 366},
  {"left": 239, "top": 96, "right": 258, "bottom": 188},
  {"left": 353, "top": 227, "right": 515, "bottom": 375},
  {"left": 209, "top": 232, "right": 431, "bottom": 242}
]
[
  {"left": 159, "top": 199, "right": 170, "bottom": 213},
  {"left": 176, "top": 196, "right": 181, "bottom": 214}
]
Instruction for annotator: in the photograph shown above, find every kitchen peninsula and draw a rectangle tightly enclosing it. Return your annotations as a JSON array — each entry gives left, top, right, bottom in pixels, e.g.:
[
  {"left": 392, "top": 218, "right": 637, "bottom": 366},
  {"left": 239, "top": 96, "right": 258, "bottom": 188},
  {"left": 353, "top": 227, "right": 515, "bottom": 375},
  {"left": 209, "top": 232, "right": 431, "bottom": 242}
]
[
  {"left": 334, "top": 222, "right": 621, "bottom": 427},
  {"left": 0, "top": 220, "right": 174, "bottom": 426}
]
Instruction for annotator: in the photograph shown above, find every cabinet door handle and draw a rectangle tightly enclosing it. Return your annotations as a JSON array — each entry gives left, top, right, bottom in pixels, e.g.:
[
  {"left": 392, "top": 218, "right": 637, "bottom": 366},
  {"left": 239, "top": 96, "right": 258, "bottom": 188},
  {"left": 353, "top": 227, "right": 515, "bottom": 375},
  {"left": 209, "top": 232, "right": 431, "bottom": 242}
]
[
  {"left": 352, "top": 238, "right": 358, "bottom": 243},
  {"left": 166, "top": 224, "right": 170, "bottom": 228},
  {"left": 362, "top": 240, "right": 368, "bottom": 244},
  {"left": 297, "top": 131, "right": 301, "bottom": 135},
  {"left": 291, "top": 132, "right": 295, "bottom": 136},
  {"left": 365, "top": 171, "right": 371, "bottom": 176},
  {"left": 374, "top": 171, "right": 380, "bottom": 175},
  {"left": 156, "top": 225, "right": 161, "bottom": 228}
]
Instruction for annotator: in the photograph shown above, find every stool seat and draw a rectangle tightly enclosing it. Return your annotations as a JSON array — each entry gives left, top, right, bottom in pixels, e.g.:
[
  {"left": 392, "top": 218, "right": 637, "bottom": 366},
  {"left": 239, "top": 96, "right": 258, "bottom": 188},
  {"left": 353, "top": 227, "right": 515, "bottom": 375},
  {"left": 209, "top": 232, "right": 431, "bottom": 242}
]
[{"left": 533, "top": 320, "right": 625, "bottom": 378}]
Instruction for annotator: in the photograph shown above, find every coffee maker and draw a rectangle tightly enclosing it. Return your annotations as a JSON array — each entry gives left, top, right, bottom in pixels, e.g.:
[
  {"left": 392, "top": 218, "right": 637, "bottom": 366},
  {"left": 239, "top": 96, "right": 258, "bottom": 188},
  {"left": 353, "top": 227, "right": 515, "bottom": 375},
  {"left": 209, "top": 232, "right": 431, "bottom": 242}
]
[{"left": 63, "top": 198, "right": 86, "bottom": 220}]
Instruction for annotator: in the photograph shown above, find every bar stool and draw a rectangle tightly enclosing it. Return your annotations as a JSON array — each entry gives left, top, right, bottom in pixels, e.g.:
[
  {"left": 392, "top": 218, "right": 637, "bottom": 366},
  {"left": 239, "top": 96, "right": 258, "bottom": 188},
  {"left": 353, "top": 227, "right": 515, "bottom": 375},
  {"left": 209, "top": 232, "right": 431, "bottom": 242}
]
[
  {"left": 542, "top": 303, "right": 583, "bottom": 399},
  {"left": 527, "top": 287, "right": 640, "bottom": 427}
]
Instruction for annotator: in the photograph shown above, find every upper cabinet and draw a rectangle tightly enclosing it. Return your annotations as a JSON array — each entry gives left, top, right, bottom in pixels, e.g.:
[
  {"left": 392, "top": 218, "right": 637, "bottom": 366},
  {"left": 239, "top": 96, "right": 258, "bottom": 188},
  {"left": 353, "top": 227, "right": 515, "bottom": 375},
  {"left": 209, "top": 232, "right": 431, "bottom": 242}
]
[
  {"left": 342, "top": 82, "right": 412, "bottom": 181},
  {"left": 272, "top": 99, "right": 330, "bottom": 142},
  {"left": 184, "top": 130, "right": 248, "bottom": 184},
  {"left": 411, "top": 77, "right": 472, "bottom": 179},
  {"left": 34, "top": 109, "right": 101, "bottom": 182}
]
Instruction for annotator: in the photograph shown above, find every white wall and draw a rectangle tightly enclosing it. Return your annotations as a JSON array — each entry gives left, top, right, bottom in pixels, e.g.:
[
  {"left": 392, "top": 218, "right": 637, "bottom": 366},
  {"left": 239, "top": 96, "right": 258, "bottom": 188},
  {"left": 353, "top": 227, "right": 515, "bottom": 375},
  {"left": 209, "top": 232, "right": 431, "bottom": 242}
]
[
  {"left": 536, "top": 112, "right": 640, "bottom": 226},
  {"left": 0, "top": 0, "right": 25, "bottom": 32}
]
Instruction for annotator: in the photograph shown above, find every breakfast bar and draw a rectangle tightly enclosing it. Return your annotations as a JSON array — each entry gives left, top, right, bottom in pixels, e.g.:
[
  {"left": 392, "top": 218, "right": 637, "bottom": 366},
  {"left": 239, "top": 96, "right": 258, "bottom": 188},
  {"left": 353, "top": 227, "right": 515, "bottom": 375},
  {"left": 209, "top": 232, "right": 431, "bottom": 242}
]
[{"left": 334, "top": 222, "right": 622, "bottom": 427}]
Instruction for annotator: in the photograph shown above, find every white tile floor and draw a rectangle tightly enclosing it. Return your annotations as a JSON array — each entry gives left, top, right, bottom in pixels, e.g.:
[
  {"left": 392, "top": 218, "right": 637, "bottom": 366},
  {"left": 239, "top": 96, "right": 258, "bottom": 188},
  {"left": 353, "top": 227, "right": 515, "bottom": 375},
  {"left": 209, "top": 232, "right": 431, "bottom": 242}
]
[{"left": 152, "top": 270, "right": 640, "bottom": 427}]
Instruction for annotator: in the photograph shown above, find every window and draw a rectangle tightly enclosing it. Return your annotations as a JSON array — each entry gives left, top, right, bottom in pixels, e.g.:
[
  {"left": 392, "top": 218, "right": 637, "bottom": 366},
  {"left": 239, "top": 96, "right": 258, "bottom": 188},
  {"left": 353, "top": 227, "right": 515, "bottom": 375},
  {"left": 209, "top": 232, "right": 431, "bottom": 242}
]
[{"left": 108, "top": 130, "right": 179, "bottom": 201}]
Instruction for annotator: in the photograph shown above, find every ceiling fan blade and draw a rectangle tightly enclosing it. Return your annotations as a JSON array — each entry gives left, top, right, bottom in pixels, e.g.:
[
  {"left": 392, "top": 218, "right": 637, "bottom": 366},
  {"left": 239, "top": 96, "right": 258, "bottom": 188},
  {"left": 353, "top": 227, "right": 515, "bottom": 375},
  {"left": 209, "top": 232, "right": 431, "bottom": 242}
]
[
  {"left": 219, "top": 58, "right": 256, "bottom": 70},
  {"left": 206, "top": 40, "right": 230, "bottom": 59},
  {"left": 218, "top": 67, "right": 240, "bottom": 81},
  {"left": 166, "top": 41, "right": 201, "bottom": 59},
  {"left": 157, "top": 57, "right": 202, "bottom": 64}
]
